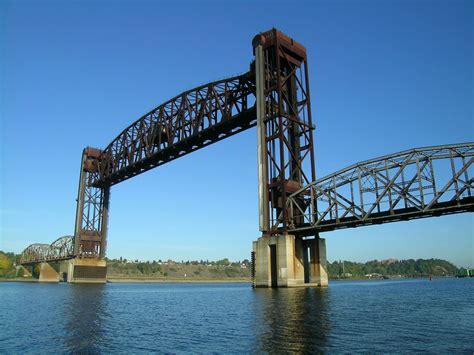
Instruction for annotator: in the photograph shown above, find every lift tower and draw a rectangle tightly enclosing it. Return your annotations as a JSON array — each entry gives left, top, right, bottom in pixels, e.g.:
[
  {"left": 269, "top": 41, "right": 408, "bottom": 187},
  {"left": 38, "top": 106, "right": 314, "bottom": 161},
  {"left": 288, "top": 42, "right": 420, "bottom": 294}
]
[{"left": 252, "top": 29, "right": 327, "bottom": 287}]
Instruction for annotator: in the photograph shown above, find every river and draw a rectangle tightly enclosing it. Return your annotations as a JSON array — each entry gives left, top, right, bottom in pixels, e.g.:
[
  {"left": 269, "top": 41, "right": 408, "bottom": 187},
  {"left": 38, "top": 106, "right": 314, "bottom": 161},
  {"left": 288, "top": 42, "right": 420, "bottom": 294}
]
[{"left": 0, "top": 277, "right": 472, "bottom": 353}]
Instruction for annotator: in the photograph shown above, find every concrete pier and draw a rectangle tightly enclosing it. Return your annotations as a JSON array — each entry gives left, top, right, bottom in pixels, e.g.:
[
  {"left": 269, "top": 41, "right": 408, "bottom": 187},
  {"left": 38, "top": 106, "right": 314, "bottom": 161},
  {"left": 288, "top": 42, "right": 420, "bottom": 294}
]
[
  {"left": 38, "top": 262, "right": 60, "bottom": 282},
  {"left": 59, "top": 261, "right": 69, "bottom": 282},
  {"left": 16, "top": 265, "right": 33, "bottom": 278},
  {"left": 253, "top": 234, "right": 328, "bottom": 287},
  {"left": 305, "top": 237, "right": 328, "bottom": 286},
  {"left": 66, "top": 258, "right": 107, "bottom": 283}
]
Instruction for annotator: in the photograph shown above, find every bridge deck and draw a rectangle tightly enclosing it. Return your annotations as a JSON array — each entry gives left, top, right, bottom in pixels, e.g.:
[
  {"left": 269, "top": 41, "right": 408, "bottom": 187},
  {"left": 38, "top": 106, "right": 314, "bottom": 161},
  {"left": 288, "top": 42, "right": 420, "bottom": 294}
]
[
  {"left": 290, "top": 197, "right": 474, "bottom": 236},
  {"left": 285, "top": 142, "right": 474, "bottom": 236}
]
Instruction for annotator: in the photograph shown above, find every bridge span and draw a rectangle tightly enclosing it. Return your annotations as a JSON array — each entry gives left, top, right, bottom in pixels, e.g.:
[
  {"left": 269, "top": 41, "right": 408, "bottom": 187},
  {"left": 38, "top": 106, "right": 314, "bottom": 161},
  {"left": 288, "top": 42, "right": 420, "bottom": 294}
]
[
  {"left": 287, "top": 143, "right": 473, "bottom": 235},
  {"left": 19, "top": 29, "right": 473, "bottom": 287}
]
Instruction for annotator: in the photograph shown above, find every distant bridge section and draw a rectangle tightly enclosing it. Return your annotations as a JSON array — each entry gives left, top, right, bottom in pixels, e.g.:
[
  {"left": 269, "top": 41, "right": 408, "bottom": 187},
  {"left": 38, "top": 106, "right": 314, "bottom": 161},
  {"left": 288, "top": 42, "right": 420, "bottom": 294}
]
[
  {"left": 20, "top": 236, "right": 74, "bottom": 264},
  {"left": 286, "top": 143, "right": 474, "bottom": 236}
]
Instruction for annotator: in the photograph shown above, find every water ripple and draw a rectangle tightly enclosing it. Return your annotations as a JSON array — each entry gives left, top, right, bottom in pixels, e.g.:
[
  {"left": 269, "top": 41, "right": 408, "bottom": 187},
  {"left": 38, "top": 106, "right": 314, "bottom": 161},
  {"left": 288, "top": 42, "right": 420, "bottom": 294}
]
[{"left": 0, "top": 279, "right": 473, "bottom": 353}]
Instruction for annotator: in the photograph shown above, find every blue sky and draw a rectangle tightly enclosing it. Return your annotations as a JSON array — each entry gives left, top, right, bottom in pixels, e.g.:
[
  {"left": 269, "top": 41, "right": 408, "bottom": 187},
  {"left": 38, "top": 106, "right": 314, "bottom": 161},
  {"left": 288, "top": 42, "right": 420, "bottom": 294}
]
[{"left": 1, "top": 0, "right": 472, "bottom": 267}]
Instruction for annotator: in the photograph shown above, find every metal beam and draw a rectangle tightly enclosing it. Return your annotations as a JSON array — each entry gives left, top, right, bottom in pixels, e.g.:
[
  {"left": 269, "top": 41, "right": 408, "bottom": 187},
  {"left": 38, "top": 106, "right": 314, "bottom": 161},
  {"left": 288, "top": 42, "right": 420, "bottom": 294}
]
[{"left": 286, "top": 142, "right": 474, "bottom": 235}]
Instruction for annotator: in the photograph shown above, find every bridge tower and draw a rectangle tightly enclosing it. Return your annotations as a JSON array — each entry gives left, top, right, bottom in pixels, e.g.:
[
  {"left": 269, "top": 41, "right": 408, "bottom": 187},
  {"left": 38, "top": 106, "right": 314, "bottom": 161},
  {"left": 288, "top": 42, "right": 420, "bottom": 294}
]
[
  {"left": 68, "top": 147, "right": 109, "bottom": 283},
  {"left": 252, "top": 29, "right": 327, "bottom": 287}
]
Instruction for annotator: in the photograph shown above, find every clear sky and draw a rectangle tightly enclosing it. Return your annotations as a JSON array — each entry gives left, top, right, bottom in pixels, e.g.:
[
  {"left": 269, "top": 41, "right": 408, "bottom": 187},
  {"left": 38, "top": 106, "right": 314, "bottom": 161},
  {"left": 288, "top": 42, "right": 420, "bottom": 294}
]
[{"left": 1, "top": 0, "right": 472, "bottom": 267}]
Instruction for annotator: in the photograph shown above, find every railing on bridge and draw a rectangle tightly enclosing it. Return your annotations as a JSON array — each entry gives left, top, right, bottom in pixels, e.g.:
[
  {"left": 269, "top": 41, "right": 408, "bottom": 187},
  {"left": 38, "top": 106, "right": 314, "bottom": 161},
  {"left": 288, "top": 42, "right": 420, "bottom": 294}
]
[
  {"left": 286, "top": 143, "right": 474, "bottom": 235},
  {"left": 20, "top": 236, "right": 74, "bottom": 264}
]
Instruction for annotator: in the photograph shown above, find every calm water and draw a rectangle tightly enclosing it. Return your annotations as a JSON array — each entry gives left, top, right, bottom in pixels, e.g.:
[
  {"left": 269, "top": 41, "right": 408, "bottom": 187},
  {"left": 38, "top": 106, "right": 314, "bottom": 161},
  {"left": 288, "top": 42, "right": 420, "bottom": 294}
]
[{"left": 0, "top": 278, "right": 473, "bottom": 353}]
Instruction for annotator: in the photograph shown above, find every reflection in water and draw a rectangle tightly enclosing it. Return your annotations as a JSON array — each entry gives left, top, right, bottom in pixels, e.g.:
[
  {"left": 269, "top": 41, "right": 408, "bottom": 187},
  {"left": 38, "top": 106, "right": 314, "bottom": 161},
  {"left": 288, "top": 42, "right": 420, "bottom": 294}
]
[
  {"left": 64, "top": 284, "right": 107, "bottom": 353},
  {"left": 254, "top": 287, "right": 331, "bottom": 352},
  {"left": 1, "top": 279, "right": 472, "bottom": 352}
]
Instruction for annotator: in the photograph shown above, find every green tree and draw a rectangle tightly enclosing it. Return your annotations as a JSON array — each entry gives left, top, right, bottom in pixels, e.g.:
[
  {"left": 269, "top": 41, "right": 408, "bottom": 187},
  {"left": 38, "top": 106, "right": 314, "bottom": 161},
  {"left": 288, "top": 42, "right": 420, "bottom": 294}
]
[
  {"left": 0, "top": 253, "right": 12, "bottom": 277},
  {"left": 216, "top": 258, "right": 230, "bottom": 265}
]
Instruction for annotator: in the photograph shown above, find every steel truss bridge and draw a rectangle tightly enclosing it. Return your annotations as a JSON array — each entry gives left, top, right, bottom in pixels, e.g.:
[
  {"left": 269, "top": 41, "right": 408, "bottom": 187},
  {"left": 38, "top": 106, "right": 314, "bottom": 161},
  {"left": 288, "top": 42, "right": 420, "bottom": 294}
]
[
  {"left": 287, "top": 143, "right": 474, "bottom": 236},
  {"left": 20, "top": 29, "right": 473, "bottom": 266},
  {"left": 20, "top": 236, "right": 74, "bottom": 264}
]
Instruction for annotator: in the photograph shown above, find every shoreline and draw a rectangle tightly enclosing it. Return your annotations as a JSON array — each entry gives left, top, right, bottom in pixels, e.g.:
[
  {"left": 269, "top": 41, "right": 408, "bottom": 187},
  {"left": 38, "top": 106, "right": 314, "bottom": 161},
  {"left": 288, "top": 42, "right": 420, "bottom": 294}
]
[
  {"left": 107, "top": 278, "right": 250, "bottom": 283},
  {"left": 1, "top": 275, "right": 464, "bottom": 284},
  {"left": 0, "top": 277, "right": 251, "bottom": 284}
]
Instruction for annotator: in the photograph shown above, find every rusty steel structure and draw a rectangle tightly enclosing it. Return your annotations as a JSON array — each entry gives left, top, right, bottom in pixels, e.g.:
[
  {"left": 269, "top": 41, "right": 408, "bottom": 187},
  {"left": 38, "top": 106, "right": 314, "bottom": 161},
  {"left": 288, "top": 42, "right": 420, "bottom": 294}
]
[
  {"left": 253, "top": 29, "right": 315, "bottom": 234},
  {"left": 69, "top": 28, "right": 315, "bottom": 261},
  {"left": 20, "top": 236, "right": 74, "bottom": 264},
  {"left": 18, "top": 29, "right": 474, "bottom": 267},
  {"left": 75, "top": 73, "right": 257, "bottom": 258},
  {"left": 92, "top": 73, "right": 256, "bottom": 188},
  {"left": 74, "top": 147, "right": 110, "bottom": 258},
  {"left": 286, "top": 143, "right": 474, "bottom": 235}
]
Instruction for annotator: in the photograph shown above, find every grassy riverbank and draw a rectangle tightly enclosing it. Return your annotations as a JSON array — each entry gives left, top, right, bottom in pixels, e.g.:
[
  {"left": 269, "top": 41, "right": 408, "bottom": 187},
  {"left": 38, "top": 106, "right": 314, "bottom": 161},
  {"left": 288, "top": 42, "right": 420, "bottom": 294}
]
[
  {"left": 1, "top": 250, "right": 465, "bottom": 282},
  {"left": 106, "top": 258, "right": 251, "bottom": 281}
]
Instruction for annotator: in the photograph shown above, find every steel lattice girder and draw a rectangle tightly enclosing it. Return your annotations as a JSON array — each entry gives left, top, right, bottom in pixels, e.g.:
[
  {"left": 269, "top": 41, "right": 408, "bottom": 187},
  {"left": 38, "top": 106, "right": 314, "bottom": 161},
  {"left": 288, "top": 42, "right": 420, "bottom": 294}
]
[
  {"left": 286, "top": 142, "right": 474, "bottom": 235},
  {"left": 253, "top": 29, "right": 316, "bottom": 235},
  {"left": 20, "top": 236, "right": 74, "bottom": 264},
  {"left": 74, "top": 29, "right": 317, "bottom": 251},
  {"left": 91, "top": 73, "right": 256, "bottom": 188},
  {"left": 74, "top": 148, "right": 110, "bottom": 258}
]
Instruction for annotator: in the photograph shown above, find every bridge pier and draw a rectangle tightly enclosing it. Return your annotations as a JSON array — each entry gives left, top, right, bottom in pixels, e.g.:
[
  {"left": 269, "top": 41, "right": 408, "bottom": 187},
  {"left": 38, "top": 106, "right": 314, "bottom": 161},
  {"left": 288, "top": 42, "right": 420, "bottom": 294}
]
[
  {"left": 252, "top": 234, "right": 328, "bottom": 288},
  {"left": 304, "top": 237, "right": 329, "bottom": 286},
  {"left": 15, "top": 265, "right": 32, "bottom": 278},
  {"left": 66, "top": 258, "right": 107, "bottom": 283},
  {"left": 38, "top": 262, "right": 60, "bottom": 282}
]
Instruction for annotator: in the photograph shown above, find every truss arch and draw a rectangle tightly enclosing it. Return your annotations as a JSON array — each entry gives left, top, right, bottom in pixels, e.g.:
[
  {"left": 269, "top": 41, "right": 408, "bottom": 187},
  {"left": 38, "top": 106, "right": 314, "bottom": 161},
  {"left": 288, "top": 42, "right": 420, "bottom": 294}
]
[
  {"left": 20, "top": 236, "right": 74, "bottom": 264},
  {"left": 286, "top": 142, "right": 474, "bottom": 235}
]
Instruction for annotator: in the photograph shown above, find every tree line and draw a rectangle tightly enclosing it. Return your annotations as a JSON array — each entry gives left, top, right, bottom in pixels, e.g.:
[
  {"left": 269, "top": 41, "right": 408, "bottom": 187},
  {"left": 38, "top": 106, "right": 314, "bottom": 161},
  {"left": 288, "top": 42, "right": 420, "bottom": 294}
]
[
  {"left": 0, "top": 250, "right": 464, "bottom": 279},
  {"left": 327, "top": 258, "right": 460, "bottom": 278}
]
